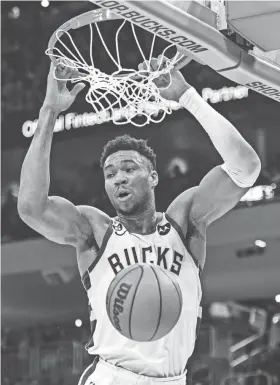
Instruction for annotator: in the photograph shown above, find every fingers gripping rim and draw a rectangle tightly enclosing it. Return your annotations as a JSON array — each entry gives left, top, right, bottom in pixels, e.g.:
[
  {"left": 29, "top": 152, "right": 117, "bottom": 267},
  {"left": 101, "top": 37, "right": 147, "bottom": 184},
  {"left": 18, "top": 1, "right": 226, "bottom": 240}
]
[{"left": 46, "top": 8, "right": 189, "bottom": 127}]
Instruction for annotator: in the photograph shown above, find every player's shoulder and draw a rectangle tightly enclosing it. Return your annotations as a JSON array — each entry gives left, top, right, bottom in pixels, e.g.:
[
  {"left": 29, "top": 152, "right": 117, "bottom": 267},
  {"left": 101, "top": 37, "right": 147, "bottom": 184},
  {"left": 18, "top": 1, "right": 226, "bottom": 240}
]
[
  {"left": 76, "top": 205, "right": 111, "bottom": 248},
  {"left": 77, "top": 204, "right": 110, "bottom": 221},
  {"left": 166, "top": 186, "right": 198, "bottom": 236}
]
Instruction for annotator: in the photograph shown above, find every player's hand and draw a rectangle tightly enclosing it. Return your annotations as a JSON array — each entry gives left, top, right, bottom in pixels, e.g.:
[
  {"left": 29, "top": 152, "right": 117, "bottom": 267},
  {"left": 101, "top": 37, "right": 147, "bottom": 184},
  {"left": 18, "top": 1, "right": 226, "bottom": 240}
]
[
  {"left": 138, "top": 55, "right": 192, "bottom": 101},
  {"left": 43, "top": 61, "right": 85, "bottom": 113}
]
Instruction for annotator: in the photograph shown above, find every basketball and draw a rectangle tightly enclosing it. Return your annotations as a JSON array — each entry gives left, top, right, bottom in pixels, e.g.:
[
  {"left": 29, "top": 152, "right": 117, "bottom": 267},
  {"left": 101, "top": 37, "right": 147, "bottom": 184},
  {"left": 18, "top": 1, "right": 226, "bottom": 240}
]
[{"left": 106, "top": 264, "right": 183, "bottom": 342}]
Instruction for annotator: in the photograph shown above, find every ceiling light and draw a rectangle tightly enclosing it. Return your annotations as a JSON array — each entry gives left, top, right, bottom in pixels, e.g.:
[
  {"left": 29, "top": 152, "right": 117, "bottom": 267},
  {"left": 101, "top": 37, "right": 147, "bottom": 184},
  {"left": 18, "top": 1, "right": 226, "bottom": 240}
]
[
  {"left": 254, "top": 240, "right": 266, "bottom": 248},
  {"left": 75, "top": 319, "right": 82, "bottom": 327},
  {"left": 41, "top": 0, "right": 49, "bottom": 7}
]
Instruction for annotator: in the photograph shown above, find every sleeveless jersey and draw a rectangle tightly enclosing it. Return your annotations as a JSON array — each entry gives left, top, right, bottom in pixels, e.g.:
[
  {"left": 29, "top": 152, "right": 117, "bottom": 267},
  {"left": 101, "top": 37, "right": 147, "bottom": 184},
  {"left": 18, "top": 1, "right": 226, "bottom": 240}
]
[{"left": 81, "top": 213, "right": 202, "bottom": 378}]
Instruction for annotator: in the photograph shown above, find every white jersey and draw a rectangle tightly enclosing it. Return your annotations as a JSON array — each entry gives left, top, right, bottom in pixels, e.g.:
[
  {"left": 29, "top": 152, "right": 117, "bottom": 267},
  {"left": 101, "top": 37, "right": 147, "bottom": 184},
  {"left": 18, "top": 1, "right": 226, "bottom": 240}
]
[{"left": 81, "top": 213, "right": 202, "bottom": 378}]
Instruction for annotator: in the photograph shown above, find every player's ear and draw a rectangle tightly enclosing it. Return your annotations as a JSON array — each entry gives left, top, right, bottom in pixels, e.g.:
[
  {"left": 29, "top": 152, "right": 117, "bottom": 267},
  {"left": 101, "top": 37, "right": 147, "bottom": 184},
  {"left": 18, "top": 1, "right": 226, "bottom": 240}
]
[{"left": 150, "top": 170, "right": 158, "bottom": 189}]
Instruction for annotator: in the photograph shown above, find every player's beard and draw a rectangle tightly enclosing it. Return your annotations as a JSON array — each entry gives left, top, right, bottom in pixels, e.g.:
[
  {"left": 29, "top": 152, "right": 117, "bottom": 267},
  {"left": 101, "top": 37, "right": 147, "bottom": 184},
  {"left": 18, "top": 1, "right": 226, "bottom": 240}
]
[
  {"left": 113, "top": 190, "right": 154, "bottom": 217},
  {"left": 114, "top": 195, "right": 142, "bottom": 216}
]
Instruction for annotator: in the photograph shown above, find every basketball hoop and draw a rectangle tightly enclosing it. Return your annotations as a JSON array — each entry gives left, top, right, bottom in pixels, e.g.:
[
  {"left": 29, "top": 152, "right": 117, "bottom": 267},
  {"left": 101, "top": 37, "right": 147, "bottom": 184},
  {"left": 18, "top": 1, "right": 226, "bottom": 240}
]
[{"left": 46, "top": 9, "right": 190, "bottom": 127}]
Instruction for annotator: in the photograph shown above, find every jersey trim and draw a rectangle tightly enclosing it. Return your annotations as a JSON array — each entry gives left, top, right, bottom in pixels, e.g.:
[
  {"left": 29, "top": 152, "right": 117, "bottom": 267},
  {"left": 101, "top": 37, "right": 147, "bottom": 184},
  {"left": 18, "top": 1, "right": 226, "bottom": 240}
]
[
  {"left": 196, "top": 305, "right": 202, "bottom": 338},
  {"left": 82, "top": 271, "right": 91, "bottom": 291},
  {"left": 81, "top": 222, "right": 113, "bottom": 283},
  {"left": 78, "top": 356, "right": 99, "bottom": 385},
  {"left": 165, "top": 213, "right": 202, "bottom": 276}
]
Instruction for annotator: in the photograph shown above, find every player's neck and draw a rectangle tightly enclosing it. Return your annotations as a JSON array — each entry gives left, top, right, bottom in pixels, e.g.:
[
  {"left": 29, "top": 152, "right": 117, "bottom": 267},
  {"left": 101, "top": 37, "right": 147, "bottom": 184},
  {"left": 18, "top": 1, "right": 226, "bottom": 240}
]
[{"left": 117, "top": 205, "right": 159, "bottom": 235}]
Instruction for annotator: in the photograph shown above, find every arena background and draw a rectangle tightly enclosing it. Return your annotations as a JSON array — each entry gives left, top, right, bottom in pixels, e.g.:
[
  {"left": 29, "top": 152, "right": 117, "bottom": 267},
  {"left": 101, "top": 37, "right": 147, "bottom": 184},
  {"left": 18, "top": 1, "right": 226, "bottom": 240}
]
[{"left": 1, "top": 2, "right": 280, "bottom": 385}]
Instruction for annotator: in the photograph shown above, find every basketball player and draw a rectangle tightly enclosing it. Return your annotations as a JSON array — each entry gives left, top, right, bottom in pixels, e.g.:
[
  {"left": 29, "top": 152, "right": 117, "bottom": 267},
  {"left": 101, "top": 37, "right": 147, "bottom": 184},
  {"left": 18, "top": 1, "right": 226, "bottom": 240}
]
[{"left": 18, "top": 59, "right": 261, "bottom": 385}]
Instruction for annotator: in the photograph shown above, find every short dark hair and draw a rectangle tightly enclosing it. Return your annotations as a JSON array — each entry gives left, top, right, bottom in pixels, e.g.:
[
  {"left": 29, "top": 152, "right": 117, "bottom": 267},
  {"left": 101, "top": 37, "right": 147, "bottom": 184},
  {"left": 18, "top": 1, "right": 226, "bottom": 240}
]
[{"left": 100, "top": 135, "right": 156, "bottom": 170}]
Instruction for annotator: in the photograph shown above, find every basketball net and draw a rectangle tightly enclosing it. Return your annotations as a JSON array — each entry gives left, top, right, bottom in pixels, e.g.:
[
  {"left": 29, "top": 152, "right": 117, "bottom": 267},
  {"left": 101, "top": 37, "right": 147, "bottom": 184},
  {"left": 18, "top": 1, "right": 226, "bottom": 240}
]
[{"left": 46, "top": 10, "right": 185, "bottom": 127}]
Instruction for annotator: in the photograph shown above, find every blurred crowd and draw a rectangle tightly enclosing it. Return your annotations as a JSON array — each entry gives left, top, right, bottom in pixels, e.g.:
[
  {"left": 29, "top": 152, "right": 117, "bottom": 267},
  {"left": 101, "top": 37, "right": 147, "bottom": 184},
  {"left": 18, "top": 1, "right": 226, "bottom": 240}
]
[
  {"left": 1, "top": 322, "right": 89, "bottom": 352},
  {"left": 1, "top": 322, "right": 90, "bottom": 385},
  {"left": 2, "top": 314, "right": 280, "bottom": 385}
]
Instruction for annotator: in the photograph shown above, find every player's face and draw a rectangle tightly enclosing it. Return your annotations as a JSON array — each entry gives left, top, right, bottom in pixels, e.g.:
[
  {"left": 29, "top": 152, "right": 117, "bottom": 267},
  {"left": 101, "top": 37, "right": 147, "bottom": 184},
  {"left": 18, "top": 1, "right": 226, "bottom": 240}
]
[{"left": 104, "top": 150, "right": 158, "bottom": 215}]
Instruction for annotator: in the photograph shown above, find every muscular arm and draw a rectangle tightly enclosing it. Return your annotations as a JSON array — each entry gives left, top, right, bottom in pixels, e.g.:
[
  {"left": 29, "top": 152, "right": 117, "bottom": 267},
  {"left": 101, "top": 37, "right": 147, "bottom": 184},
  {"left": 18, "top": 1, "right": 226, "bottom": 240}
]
[
  {"left": 18, "top": 105, "right": 58, "bottom": 216},
  {"left": 178, "top": 88, "right": 261, "bottom": 225},
  {"left": 18, "top": 64, "right": 92, "bottom": 247},
  {"left": 167, "top": 88, "right": 261, "bottom": 268},
  {"left": 18, "top": 106, "right": 92, "bottom": 246}
]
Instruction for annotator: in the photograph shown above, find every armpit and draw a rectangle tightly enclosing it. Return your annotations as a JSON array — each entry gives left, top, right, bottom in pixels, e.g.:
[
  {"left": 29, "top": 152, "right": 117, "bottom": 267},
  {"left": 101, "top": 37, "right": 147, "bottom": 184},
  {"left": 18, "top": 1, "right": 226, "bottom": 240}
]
[
  {"left": 86, "top": 233, "right": 100, "bottom": 252},
  {"left": 186, "top": 218, "right": 207, "bottom": 269},
  {"left": 186, "top": 217, "right": 206, "bottom": 242}
]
